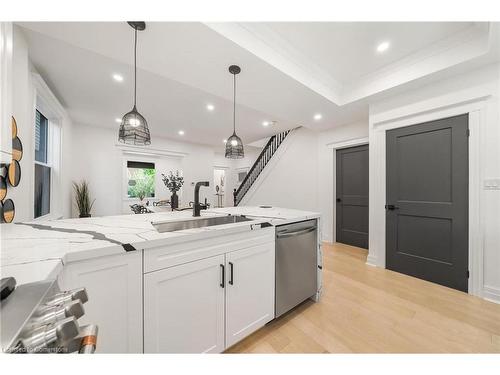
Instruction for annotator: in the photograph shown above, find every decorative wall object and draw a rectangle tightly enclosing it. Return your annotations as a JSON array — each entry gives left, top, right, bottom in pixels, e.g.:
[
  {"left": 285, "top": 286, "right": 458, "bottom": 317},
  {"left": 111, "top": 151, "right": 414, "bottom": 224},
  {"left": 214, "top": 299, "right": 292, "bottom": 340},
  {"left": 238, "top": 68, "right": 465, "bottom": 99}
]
[
  {"left": 12, "top": 136, "right": 23, "bottom": 161},
  {"left": 7, "top": 160, "right": 21, "bottom": 187},
  {"left": 0, "top": 175, "right": 6, "bottom": 200},
  {"left": 1, "top": 116, "right": 22, "bottom": 223},
  {"left": 1, "top": 198, "right": 15, "bottom": 223},
  {"left": 11, "top": 116, "right": 17, "bottom": 138}
]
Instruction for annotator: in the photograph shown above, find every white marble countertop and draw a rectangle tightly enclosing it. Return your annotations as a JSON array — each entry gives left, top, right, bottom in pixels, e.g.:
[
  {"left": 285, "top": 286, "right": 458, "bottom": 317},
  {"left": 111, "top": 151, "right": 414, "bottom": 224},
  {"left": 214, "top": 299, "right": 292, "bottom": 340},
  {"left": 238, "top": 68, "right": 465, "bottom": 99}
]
[{"left": 0, "top": 206, "right": 320, "bottom": 285}]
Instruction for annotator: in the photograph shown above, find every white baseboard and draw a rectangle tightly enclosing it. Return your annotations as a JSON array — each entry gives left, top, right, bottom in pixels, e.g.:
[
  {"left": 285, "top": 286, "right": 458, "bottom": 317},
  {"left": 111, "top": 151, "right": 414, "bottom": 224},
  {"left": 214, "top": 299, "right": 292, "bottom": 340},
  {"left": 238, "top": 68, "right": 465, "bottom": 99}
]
[
  {"left": 366, "top": 254, "right": 378, "bottom": 267},
  {"left": 483, "top": 285, "right": 500, "bottom": 304},
  {"left": 322, "top": 234, "right": 333, "bottom": 243}
]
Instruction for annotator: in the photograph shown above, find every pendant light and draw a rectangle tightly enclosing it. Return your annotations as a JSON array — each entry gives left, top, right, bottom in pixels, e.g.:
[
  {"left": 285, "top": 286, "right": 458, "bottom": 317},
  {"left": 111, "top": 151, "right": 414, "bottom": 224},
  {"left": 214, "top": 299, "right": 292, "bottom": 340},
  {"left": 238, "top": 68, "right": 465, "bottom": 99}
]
[
  {"left": 119, "top": 22, "right": 151, "bottom": 145},
  {"left": 225, "top": 65, "right": 244, "bottom": 159}
]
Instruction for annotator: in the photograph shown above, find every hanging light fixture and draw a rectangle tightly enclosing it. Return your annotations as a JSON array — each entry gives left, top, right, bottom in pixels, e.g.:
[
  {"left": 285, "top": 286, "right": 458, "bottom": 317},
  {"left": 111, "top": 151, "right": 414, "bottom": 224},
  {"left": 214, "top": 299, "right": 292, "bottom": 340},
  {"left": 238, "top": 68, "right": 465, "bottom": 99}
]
[
  {"left": 119, "top": 22, "right": 151, "bottom": 145},
  {"left": 225, "top": 65, "right": 244, "bottom": 159}
]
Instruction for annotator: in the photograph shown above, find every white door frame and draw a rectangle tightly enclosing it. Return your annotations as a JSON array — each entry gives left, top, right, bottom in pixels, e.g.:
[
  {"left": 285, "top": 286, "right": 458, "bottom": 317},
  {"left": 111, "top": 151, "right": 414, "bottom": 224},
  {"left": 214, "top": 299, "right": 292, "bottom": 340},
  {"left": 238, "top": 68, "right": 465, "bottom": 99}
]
[
  {"left": 368, "top": 95, "right": 489, "bottom": 297},
  {"left": 327, "top": 137, "right": 369, "bottom": 244}
]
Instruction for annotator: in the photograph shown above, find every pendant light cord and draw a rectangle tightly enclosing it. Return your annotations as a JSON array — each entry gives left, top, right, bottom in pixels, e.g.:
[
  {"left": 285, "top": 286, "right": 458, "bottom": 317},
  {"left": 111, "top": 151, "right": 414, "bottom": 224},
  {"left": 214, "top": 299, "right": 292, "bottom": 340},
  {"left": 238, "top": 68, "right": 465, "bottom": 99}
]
[
  {"left": 134, "top": 27, "right": 137, "bottom": 108},
  {"left": 233, "top": 73, "right": 236, "bottom": 134}
]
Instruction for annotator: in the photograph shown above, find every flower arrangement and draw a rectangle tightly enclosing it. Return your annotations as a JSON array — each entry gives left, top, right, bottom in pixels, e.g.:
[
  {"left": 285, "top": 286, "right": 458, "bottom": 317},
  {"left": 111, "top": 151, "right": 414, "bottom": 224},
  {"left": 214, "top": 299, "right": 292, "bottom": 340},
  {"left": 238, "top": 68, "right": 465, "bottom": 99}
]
[
  {"left": 162, "top": 170, "right": 184, "bottom": 193},
  {"left": 162, "top": 171, "right": 184, "bottom": 210}
]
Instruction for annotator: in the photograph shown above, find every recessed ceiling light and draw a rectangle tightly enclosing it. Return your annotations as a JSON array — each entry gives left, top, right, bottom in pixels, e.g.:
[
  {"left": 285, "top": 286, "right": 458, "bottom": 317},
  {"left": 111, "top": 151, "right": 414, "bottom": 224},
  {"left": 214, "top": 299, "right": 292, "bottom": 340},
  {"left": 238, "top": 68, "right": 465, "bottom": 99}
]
[
  {"left": 178, "top": 130, "right": 185, "bottom": 136},
  {"left": 115, "top": 118, "right": 122, "bottom": 123},
  {"left": 112, "top": 73, "right": 124, "bottom": 82},
  {"left": 376, "top": 41, "right": 390, "bottom": 53},
  {"left": 262, "top": 121, "right": 270, "bottom": 127},
  {"left": 206, "top": 104, "right": 215, "bottom": 111},
  {"left": 223, "top": 139, "right": 227, "bottom": 143},
  {"left": 314, "top": 114, "right": 322, "bottom": 121}
]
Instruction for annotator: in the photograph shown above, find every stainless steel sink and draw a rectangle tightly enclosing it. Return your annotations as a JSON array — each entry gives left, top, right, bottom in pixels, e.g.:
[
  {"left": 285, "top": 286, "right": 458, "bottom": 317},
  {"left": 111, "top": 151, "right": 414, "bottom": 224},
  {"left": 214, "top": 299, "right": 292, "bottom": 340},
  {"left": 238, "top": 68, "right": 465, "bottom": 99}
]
[{"left": 152, "top": 215, "right": 253, "bottom": 233}]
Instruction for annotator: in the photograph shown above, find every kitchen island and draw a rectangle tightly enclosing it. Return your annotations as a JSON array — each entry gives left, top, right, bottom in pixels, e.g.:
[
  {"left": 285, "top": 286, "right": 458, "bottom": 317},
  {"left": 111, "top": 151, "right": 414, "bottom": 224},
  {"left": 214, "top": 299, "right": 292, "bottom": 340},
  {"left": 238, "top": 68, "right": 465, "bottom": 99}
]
[{"left": 0, "top": 207, "right": 321, "bottom": 353}]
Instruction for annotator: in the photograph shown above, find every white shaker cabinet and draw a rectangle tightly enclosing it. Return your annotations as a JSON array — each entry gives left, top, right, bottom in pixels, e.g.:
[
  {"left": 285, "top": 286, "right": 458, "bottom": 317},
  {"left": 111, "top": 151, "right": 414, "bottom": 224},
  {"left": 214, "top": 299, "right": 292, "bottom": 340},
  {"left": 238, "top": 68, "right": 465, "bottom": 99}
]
[
  {"left": 58, "top": 251, "right": 143, "bottom": 353},
  {"left": 143, "top": 228, "right": 276, "bottom": 353},
  {"left": 225, "top": 242, "right": 275, "bottom": 348},
  {"left": 144, "top": 254, "right": 226, "bottom": 353}
]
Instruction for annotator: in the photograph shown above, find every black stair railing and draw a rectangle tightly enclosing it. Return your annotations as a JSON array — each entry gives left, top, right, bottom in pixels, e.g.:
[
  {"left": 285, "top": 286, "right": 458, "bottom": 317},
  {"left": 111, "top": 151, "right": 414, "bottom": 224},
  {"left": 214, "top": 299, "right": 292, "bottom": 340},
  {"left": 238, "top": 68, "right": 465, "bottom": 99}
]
[{"left": 233, "top": 129, "right": 292, "bottom": 206}]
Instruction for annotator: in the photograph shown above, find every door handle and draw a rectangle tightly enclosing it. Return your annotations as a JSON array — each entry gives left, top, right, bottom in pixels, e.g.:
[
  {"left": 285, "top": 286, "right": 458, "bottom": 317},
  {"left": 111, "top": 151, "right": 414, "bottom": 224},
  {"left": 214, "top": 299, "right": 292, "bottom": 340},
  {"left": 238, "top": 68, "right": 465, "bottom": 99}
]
[
  {"left": 228, "top": 262, "right": 234, "bottom": 285},
  {"left": 385, "top": 204, "right": 399, "bottom": 210},
  {"left": 220, "top": 264, "right": 225, "bottom": 288},
  {"left": 276, "top": 226, "right": 316, "bottom": 238}
]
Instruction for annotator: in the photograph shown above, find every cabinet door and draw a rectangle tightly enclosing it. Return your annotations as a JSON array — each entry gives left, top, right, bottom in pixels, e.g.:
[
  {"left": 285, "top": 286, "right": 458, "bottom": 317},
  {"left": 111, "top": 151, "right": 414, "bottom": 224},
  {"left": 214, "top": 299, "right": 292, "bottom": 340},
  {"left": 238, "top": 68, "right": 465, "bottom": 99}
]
[
  {"left": 58, "top": 251, "right": 143, "bottom": 353},
  {"left": 225, "top": 241, "right": 275, "bottom": 348},
  {"left": 144, "top": 254, "right": 225, "bottom": 353}
]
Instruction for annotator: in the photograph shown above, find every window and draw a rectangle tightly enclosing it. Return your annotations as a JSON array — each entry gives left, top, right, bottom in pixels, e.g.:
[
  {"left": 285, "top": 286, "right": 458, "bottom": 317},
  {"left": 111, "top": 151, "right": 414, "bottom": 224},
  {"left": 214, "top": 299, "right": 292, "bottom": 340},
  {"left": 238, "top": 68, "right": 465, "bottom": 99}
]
[
  {"left": 34, "top": 110, "right": 51, "bottom": 218},
  {"left": 127, "top": 161, "right": 155, "bottom": 198}
]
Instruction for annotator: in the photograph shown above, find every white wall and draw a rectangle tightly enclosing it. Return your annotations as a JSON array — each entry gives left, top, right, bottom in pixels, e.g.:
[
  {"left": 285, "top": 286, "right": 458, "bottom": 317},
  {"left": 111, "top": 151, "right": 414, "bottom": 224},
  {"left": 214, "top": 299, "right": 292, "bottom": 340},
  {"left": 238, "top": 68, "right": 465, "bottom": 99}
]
[
  {"left": 213, "top": 146, "right": 260, "bottom": 207},
  {"left": 368, "top": 63, "right": 500, "bottom": 302},
  {"left": 70, "top": 124, "right": 217, "bottom": 217},
  {"left": 317, "top": 121, "right": 369, "bottom": 242},
  {"left": 4, "top": 26, "right": 74, "bottom": 222},
  {"left": 241, "top": 127, "right": 320, "bottom": 212}
]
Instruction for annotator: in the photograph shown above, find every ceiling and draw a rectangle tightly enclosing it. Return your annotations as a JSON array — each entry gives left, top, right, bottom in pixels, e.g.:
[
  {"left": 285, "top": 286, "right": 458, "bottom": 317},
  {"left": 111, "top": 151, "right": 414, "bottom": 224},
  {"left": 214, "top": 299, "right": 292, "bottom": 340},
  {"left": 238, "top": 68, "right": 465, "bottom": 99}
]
[
  {"left": 264, "top": 22, "right": 473, "bottom": 84},
  {"left": 17, "top": 22, "right": 498, "bottom": 147}
]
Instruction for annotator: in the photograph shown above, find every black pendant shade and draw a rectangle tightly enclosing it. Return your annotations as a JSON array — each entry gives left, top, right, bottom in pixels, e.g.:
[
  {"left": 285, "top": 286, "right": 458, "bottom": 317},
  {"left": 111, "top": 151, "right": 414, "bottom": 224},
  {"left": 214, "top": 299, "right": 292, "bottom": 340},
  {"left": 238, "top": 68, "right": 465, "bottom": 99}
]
[
  {"left": 225, "top": 65, "right": 244, "bottom": 159},
  {"left": 119, "top": 22, "right": 150, "bottom": 146}
]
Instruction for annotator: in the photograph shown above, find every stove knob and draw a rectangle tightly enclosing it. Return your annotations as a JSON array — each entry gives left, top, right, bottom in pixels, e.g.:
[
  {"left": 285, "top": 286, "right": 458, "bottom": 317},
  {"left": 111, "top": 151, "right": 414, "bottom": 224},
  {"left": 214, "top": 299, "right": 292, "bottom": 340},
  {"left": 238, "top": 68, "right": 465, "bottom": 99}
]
[
  {"left": 20, "top": 317, "right": 80, "bottom": 353},
  {"left": 45, "top": 287, "right": 88, "bottom": 306},
  {"left": 33, "top": 300, "right": 85, "bottom": 326}
]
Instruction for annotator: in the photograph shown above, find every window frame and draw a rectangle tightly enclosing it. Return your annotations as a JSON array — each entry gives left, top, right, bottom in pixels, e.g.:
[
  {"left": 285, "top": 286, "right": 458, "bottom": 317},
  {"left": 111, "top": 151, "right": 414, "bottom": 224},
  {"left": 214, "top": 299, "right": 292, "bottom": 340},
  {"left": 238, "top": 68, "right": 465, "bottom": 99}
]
[
  {"left": 31, "top": 73, "right": 65, "bottom": 221},
  {"left": 33, "top": 109, "right": 53, "bottom": 219},
  {"left": 122, "top": 154, "right": 160, "bottom": 202},
  {"left": 126, "top": 160, "right": 156, "bottom": 199}
]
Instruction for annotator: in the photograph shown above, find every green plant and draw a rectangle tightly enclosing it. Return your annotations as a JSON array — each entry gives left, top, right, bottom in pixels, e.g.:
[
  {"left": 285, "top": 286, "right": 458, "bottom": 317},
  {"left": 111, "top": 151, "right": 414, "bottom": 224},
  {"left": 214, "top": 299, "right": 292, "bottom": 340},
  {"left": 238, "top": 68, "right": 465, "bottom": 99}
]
[
  {"left": 137, "top": 189, "right": 145, "bottom": 201},
  {"left": 162, "top": 170, "right": 184, "bottom": 194},
  {"left": 73, "top": 180, "right": 95, "bottom": 216},
  {"left": 128, "top": 168, "right": 155, "bottom": 198}
]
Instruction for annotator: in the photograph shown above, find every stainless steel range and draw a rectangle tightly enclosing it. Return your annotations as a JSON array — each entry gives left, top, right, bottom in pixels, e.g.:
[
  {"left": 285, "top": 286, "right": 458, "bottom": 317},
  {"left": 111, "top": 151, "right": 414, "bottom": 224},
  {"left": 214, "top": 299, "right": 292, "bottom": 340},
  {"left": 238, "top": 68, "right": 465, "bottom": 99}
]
[{"left": 0, "top": 277, "right": 98, "bottom": 353}]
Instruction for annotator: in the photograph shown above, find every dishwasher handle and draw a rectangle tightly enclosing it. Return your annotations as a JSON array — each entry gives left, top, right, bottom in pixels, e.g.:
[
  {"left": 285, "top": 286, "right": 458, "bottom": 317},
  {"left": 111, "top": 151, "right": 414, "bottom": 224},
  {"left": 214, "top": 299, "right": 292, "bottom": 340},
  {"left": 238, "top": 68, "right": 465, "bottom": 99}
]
[{"left": 276, "top": 226, "right": 316, "bottom": 238}]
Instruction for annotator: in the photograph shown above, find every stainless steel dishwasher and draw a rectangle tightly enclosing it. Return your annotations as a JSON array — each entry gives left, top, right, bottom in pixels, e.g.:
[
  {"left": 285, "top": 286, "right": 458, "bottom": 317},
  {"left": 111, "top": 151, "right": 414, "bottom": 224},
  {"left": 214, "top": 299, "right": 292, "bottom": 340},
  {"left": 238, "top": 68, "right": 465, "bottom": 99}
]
[{"left": 275, "top": 219, "right": 318, "bottom": 318}]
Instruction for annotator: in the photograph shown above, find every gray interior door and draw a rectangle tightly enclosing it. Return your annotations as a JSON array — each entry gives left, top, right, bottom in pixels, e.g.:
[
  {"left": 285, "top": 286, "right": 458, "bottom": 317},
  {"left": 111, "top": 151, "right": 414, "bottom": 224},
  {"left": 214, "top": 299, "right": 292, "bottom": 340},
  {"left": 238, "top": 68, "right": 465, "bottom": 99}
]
[
  {"left": 336, "top": 144, "right": 369, "bottom": 249},
  {"left": 386, "top": 114, "right": 469, "bottom": 292}
]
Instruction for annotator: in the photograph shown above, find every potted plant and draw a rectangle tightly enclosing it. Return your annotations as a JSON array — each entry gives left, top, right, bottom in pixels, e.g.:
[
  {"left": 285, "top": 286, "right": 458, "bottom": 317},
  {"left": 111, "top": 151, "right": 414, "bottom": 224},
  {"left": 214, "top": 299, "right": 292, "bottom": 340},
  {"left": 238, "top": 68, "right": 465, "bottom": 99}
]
[
  {"left": 73, "top": 180, "right": 95, "bottom": 218},
  {"left": 137, "top": 189, "right": 146, "bottom": 204},
  {"left": 162, "top": 171, "right": 184, "bottom": 209}
]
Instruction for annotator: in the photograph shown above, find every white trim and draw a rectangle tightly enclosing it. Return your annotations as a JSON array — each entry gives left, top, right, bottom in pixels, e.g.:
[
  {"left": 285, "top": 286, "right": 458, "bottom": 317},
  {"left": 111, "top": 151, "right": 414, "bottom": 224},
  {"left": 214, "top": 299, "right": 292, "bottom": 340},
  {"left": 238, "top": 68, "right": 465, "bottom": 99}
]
[
  {"left": 213, "top": 165, "right": 230, "bottom": 170},
  {"left": 368, "top": 95, "right": 489, "bottom": 298},
  {"left": 326, "top": 136, "right": 369, "bottom": 150},
  {"left": 0, "top": 22, "right": 13, "bottom": 162},
  {"left": 116, "top": 143, "right": 187, "bottom": 159},
  {"left": 483, "top": 285, "right": 500, "bottom": 304},
  {"left": 32, "top": 73, "right": 68, "bottom": 220},
  {"left": 328, "top": 136, "right": 369, "bottom": 244}
]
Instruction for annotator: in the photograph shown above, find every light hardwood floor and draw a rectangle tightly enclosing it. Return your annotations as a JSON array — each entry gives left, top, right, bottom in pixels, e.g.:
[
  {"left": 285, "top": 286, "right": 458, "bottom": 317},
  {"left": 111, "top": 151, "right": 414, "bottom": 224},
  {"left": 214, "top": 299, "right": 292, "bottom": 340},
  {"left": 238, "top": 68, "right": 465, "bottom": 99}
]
[{"left": 227, "top": 242, "right": 500, "bottom": 353}]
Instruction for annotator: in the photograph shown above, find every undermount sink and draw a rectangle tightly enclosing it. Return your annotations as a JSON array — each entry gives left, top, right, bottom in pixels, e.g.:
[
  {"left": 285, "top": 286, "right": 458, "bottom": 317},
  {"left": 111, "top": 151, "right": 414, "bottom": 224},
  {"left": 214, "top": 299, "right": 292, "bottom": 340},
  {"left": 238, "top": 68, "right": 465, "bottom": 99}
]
[{"left": 152, "top": 215, "right": 253, "bottom": 233}]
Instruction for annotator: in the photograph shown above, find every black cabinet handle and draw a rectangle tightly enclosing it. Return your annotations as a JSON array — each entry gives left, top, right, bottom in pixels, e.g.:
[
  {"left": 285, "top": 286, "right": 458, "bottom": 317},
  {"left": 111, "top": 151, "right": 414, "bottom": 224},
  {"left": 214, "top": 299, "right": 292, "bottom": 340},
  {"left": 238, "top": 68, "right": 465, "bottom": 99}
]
[
  {"left": 385, "top": 204, "right": 399, "bottom": 210},
  {"left": 229, "top": 262, "right": 234, "bottom": 285},
  {"left": 220, "top": 264, "right": 225, "bottom": 288},
  {"left": 336, "top": 198, "right": 341, "bottom": 202}
]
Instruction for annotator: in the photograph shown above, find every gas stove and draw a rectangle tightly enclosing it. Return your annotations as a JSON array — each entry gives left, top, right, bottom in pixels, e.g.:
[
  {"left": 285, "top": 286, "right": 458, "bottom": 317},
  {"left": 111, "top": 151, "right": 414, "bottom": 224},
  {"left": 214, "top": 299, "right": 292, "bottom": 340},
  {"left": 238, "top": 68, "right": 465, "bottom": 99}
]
[{"left": 0, "top": 277, "right": 98, "bottom": 353}]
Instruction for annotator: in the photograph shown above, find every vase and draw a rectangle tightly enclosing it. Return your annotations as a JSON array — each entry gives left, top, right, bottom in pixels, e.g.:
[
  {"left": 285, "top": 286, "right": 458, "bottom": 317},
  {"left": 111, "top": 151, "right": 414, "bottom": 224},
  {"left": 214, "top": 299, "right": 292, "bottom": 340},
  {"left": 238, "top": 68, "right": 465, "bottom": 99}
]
[{"left": 170, "top": 192, "right": 179, "bottom": 209}]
